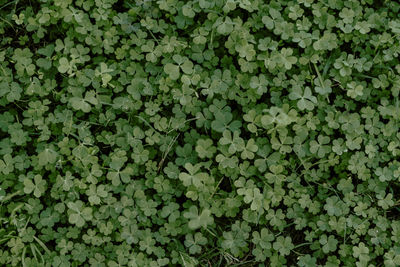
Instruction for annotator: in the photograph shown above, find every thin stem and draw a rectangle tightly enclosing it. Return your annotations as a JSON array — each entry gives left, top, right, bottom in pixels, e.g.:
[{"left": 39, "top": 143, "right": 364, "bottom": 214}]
[
  {"left": 313, "top": 62, "right": 330, "bottom": 103},
  {"left": 293, "top": 242, "right": 312, "bottom": 249}
]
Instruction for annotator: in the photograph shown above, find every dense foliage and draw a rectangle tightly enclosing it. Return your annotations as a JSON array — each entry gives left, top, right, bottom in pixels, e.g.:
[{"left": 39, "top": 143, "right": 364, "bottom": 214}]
[{"left": 1, "top": 0, "right": 400, "bottom": 266}]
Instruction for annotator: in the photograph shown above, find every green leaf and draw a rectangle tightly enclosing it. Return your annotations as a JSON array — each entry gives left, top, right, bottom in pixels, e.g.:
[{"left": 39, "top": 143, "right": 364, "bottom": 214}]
[
  {"left": 23, "top": 175, "right": 47, "bottom": 198},
  {"left": 38, "top": 148, "right": 58, "bottom": 166},
  {"left": 289, "top": 86, "right": 317, "bottom": 111},
  {"left": 216, "top": 17, "right": 234, "bottom": 35},
  {"left": 273, "top": 236, "right": 294, "bottom": 256},
  {"left": 319, "top": 235, "right": 338, "bottom": 253},
  {"left": 183, "top": 206, "right": 214, "bottom": 230},
  {"left": 164, "top": 63, "right": 180, "bottom": 80},
  {"left": 195, "top": 139, "right": 216, "bottom": 158},
  {"left": 58, "top": 57, "right": 70, "bottom": 73}
]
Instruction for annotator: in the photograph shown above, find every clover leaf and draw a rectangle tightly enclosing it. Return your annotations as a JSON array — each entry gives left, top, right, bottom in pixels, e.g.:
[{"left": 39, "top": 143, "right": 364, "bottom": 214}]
[
  {"left": 67, "top": 201, "right": 93, "bottom": 228},
  {"left": 319, "top": 235, "right": 338, "bottom": 253},
  {"left": 23, "top": 174, "right": 47, "bottom": 198},
  {"left": 289, "top": 86, "right": 317, "bottom": 111},
  {"left": 273, "top": 236, "right": 294, "bottom": 256},
  {"left": 195, "top": 139, "right": 216, "bottom": 159},
  {"left": 183, "top": 206, "right": 214, "bottom": 230}
]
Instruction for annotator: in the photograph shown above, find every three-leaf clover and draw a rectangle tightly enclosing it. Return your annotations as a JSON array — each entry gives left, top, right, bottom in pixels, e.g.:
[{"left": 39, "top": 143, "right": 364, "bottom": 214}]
[
  {"left": 69, "top": 91, "right": 99, "bottom": 113},
  {"left": 353, "top": 242, "right": 370, "bottom": 262},
  {"left": 273, "top": 236, "right": 294, "bottom": 256},
  {"left": 38, "top": 147, "right": 58, "bottom": 166},
  {"left": 183, "top": 206, "right": 214, "bottom": 230},
  {"left": 195, "top": 139, "right": 216, "bottom": 158},
  {"left": 310, "top": 135, "right": 331, "bottom": 158},
  {"left": 219, "top": 130, "right": 245, "bottom": 154},
  {"left": 67, "top": 201, "right": 93, "bottom": 228},
  {"left": 24, "top": 174, "right": 47, "bottom": 198},
  {"left": 346, "top": 81, "right": 364, "bottom": 98},
  {"left": 319, "top": 235, "right": 338, "bottom": 253},
  {"left": 184, "top": 233, "right": 207, "bottom": 254},
  {"left": 289, "top": 86, "right": 317, "bottom": 111},
  {"left": 179, "top": 163, "right": 212, "bottom": 188},
  {"left": 0, "top": 154, "right": 14, "bottom": 174},
  {"left": 164, "top": 55, "right": 193, "bottom": 80}
]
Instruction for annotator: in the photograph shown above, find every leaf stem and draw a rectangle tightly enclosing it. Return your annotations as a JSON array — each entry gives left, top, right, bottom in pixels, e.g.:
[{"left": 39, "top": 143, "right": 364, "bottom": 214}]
[{"left": 313, "top": 62, "right": 330, "bottom": 103}]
